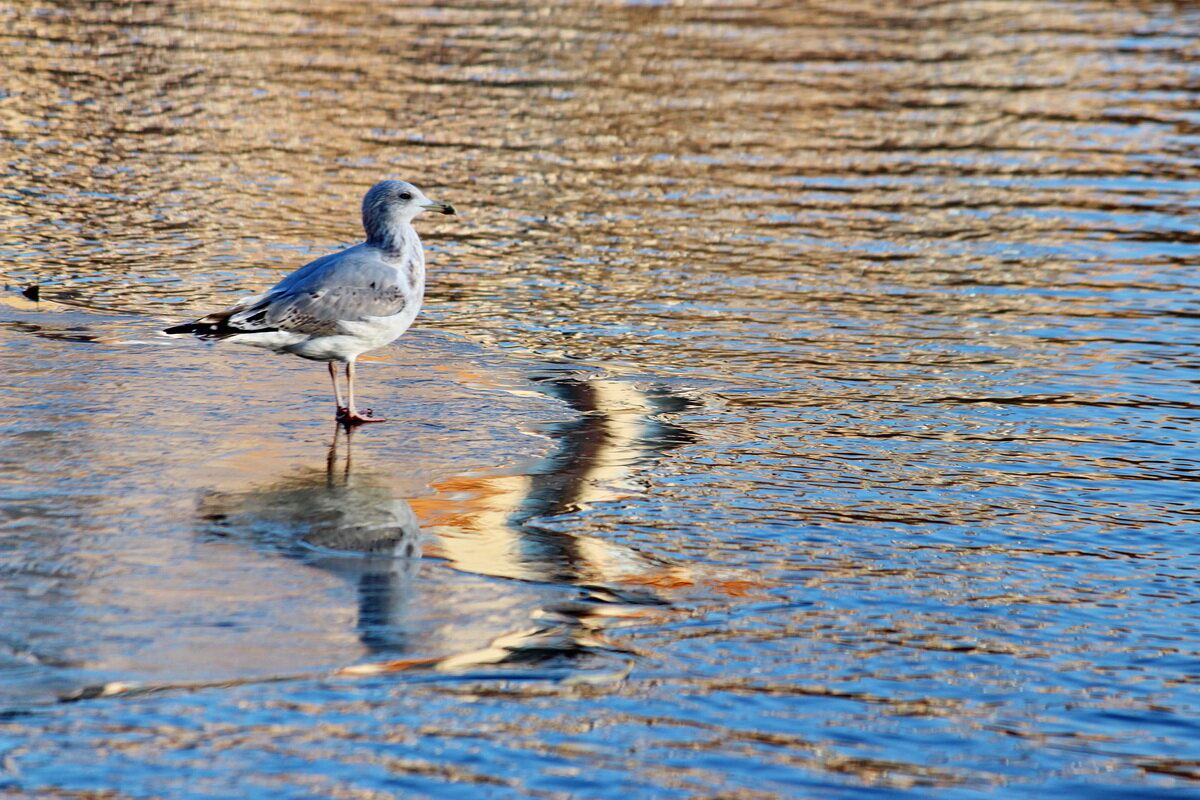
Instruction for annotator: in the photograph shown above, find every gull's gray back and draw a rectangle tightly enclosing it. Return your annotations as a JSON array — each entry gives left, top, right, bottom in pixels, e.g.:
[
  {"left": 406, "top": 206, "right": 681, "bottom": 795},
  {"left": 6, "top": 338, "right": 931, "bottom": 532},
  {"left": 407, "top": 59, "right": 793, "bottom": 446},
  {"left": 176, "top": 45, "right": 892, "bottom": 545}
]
[{"left": 232, "top": 243, "right": 425, "bottom": 335}]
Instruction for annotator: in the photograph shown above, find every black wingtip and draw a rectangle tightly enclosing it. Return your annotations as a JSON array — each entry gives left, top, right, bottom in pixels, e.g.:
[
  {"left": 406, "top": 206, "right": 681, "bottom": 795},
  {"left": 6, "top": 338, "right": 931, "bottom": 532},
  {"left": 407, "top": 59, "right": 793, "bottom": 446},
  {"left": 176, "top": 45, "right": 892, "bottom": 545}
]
[
  {"left": 163, "top": 318, "right": 277, "bottom": 340},
  {"left": 163, "top": 321, "right": 224, "bottom": 338}
]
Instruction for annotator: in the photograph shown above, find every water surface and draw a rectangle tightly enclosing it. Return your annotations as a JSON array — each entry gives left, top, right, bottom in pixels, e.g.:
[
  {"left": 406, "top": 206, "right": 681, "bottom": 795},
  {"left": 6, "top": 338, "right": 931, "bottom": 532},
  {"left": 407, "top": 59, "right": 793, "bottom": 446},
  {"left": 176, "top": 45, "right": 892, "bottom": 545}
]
[{"left": 2, "top": 1, "right": 1200, "bottom": 797}]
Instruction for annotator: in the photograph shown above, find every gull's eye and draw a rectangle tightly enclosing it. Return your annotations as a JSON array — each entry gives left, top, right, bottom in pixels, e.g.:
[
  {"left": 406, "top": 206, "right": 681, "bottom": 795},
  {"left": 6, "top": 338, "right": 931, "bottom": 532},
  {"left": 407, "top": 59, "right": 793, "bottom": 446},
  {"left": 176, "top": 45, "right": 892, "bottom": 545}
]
[{"left": 398, "top": 192, "right": 413, "bottom": 201}]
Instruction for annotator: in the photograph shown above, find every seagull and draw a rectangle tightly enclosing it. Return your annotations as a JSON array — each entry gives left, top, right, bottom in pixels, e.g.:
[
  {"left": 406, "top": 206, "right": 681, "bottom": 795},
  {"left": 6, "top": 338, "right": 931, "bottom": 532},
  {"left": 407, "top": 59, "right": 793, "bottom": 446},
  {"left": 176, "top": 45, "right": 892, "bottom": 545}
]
[{"left": 164, "top": 179, "right": 455, "bottom": 424}]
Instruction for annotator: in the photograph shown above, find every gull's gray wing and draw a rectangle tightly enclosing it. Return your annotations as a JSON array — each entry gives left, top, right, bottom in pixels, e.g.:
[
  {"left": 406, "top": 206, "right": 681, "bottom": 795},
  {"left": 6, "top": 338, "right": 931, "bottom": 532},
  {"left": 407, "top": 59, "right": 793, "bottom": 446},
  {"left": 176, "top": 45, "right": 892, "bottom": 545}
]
[{"left": 230, "top": 244, "right": 412, "bottom": 335}]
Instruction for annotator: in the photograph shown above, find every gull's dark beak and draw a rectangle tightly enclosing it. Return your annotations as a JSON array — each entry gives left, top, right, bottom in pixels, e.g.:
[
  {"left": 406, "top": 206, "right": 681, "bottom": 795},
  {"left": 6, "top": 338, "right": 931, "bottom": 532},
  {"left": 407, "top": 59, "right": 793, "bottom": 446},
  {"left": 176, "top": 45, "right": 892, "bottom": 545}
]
[{"left": 421, "top": 201, "right": 456, "bottom": 216}]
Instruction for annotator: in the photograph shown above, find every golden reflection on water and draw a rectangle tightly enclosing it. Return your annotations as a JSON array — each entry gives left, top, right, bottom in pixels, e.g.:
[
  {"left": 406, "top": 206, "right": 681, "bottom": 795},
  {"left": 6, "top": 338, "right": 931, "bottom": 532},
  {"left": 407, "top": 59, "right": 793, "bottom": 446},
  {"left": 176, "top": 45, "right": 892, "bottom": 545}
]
[
  {"left": 4, "top": 0, "right": 1182, "bottom": 340},
  {"left": 416, "top": 374, "right": 698, "bottom": 588}
]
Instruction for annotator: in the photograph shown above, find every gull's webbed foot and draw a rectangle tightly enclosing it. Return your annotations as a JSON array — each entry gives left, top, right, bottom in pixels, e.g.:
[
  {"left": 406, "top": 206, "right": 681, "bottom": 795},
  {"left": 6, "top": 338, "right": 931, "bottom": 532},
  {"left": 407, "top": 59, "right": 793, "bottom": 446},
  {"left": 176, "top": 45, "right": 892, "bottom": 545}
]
[{"left": 337, "top": 407, "right": 387, "bottom": 426}]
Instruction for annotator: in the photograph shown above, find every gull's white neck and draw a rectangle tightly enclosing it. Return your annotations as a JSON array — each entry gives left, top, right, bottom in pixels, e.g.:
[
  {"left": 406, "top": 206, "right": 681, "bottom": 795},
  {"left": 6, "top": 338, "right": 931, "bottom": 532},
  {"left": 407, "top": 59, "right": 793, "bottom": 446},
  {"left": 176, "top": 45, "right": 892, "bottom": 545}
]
[
  {"left": 367, "top": 220, "right": 426, "bottom": 297},
  {"left": 368, "top": 218, "right": 422, "bottom": 260}
]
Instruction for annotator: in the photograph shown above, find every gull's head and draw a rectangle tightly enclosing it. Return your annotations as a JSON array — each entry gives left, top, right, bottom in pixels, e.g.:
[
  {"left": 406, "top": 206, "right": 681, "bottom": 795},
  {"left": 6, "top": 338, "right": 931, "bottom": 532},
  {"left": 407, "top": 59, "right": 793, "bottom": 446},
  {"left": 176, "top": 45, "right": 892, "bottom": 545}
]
[{"left": 362, "top": 179, "right": 455, "bottom": 244}]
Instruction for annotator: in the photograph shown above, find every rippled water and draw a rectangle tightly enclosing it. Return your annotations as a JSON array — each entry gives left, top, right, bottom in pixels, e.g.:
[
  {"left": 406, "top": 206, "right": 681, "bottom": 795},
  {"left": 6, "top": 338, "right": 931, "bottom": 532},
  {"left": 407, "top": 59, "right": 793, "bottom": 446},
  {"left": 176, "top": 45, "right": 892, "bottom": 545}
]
[{"left": 3, "top": 0, "right": 1200, "bottom": 797}]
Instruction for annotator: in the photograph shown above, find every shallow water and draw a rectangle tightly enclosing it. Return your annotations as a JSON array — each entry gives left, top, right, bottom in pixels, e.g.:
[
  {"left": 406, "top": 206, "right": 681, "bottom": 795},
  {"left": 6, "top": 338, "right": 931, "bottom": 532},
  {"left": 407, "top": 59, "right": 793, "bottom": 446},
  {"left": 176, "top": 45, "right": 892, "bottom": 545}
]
[{"left": 3, "top": 0, "right": 1200, "bottom": 797}]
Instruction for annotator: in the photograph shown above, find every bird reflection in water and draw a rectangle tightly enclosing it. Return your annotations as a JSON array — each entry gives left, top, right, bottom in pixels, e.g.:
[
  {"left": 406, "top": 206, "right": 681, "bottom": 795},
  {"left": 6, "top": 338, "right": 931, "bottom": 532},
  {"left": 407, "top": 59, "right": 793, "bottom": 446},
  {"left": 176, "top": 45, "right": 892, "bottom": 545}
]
[{"left": 198, "top": 426, "right": 421, "bottom": 654}]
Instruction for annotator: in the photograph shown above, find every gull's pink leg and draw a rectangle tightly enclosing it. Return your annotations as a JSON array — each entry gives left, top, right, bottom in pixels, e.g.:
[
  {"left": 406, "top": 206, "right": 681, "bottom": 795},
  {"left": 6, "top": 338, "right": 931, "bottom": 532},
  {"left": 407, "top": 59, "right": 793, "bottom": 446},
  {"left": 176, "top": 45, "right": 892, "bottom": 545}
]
[
  {"left": 337, "top": 360, "right": 386, "bottom": 425},
  {"left": 328, "top": 362, "right": 348, "bottom": 417}
]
